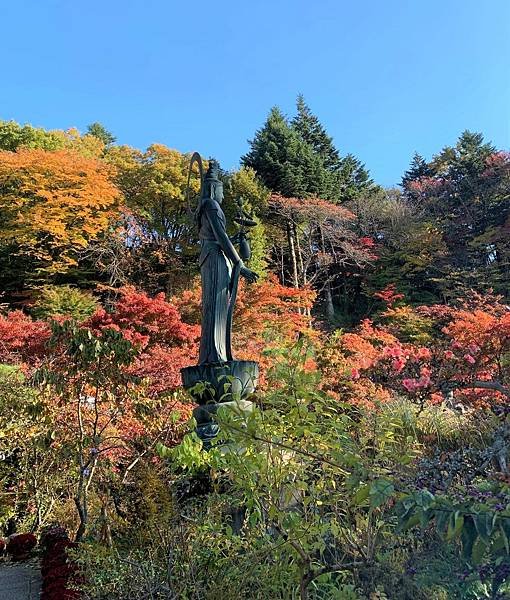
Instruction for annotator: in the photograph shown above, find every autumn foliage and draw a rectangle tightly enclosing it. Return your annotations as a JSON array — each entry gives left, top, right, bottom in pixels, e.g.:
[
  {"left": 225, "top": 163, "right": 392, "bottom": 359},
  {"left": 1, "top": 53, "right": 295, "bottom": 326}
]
[
  {"left": 0, "top": 310, "right": 50, "bottom": 365},
  {"left": 319, "top": 293, "right": 510, "bottom": 409},
  {"left": 0, "top": 281, "right": 314, "bottom": 394},
  {"left": 1, "top": 117, "right": 510, "bottom": 598},
  {"left": 0, "top": 148, "right": 120, "bottom": 274},
  {"left": 87, "top": 286, "right": 199, "bottom": 395}
]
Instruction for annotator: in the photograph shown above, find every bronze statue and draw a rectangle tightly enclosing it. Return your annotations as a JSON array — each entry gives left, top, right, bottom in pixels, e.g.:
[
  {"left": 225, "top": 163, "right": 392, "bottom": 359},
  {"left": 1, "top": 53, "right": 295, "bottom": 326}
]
[
  {"left": 196, "top": 160, "right": 258, "bottom": 364},
  {"left": 181, "top": 153, "right": 260, "bottom": 443}
]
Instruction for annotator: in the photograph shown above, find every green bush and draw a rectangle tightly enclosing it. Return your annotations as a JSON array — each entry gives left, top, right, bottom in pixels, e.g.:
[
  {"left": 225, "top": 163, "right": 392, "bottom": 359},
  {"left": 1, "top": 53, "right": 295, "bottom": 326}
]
[{"left": 32, "top": 285, "right": 98, "bottom": 320}]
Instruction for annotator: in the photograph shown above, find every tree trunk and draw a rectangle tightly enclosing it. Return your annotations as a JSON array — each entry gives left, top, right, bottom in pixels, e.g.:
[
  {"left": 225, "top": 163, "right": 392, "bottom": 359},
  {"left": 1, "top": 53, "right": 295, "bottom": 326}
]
[
  {"left": 325, "top": 284, "right": 335, "bottom": 321},
  {"left": 319, "top": 224, "right": 334, "bottom": 321},
  {"left": 287, "top": 221, "right": 299, "bottom": 289},
  {"left": 294, "top": 222, "right": 305, "bottom": 285},
  {"left": 74, "top": 495, "right": 87, "bottom": 542}
]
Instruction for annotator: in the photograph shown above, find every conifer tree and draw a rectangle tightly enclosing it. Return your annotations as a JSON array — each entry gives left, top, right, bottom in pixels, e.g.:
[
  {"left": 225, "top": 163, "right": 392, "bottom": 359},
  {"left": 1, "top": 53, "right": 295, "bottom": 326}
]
[
  {"left": 401, "top": 152, "right": 434, "bottom": 188},
  {"left": 338, "top": 153, "right": 374, "bottom": 202},
  {"left": 291, "top": 96, "right": 375, "bottom": 202},
  {"left": 86, "top": 122, "right": 116, "bottom": 147},
  {"left": 242, "top": 107, "right": 327, "bottom": 198},
  {"left": 292, "top": 95, "right": 341, "bottom": 171}
]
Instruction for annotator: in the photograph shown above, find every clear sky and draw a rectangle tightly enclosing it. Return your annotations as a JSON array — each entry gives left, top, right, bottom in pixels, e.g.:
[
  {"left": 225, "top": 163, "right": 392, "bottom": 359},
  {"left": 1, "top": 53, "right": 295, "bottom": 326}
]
[{"left": 2, "top": 0, "right": 509, "bottom": 186}]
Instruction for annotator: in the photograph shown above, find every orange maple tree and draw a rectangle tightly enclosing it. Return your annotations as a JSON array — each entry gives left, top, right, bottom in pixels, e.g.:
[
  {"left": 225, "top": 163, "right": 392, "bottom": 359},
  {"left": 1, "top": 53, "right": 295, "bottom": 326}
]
[
  {"left": 0, "top": 148, "right": 121, "bottom": 275},
  {"left": 319, "top": 293, "right": 510, "bottom": 409}
]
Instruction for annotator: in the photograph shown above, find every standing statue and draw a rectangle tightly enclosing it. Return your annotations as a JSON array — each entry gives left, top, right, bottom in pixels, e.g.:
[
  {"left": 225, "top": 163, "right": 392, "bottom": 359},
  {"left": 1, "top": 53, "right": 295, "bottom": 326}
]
[
  {"left": 181, "top": 154, "right": 260, "bottom": 443},
  {"left": 196, "top": 160, "right": 258, "bottom": 364}
]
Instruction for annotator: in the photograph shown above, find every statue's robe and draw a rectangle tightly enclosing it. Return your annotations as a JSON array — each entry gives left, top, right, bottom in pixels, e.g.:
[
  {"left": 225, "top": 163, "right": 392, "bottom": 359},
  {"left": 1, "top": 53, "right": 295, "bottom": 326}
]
[{"left": 198, "top": 198, "right": 242, "bottom": 364}]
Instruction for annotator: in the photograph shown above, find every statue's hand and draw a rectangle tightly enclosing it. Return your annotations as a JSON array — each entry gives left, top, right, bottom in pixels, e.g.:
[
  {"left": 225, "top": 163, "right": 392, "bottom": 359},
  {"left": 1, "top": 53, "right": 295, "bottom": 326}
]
[{"left": 240, "top": 265, "right": 258, "bottom": 284}]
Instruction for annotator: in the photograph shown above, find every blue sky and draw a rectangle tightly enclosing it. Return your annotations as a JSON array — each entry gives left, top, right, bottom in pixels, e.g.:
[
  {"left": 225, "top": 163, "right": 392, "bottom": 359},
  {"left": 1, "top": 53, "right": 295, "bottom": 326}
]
[{"left": 2, "top": 0, "right": 509, "bottom": 186}]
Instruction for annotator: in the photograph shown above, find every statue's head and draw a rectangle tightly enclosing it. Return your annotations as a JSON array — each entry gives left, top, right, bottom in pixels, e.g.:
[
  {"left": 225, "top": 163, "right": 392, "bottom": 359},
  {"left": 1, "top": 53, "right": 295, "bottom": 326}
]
[{"left": 203, "top": 160, "right": 223, "bottom": 204}]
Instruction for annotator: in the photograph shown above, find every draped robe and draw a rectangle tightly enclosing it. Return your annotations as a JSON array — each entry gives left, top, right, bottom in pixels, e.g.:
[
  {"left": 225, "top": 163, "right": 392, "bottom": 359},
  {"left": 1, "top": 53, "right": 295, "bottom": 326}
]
[{"left": 198, "top": 198, "right": 242, "bottom": 364}]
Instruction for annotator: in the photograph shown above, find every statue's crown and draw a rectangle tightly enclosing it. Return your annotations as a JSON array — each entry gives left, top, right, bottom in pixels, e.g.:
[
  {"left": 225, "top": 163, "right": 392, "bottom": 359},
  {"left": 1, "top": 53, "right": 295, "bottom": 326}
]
[{"left": 205, "top": 160, "right": 220, "bottom": 182}]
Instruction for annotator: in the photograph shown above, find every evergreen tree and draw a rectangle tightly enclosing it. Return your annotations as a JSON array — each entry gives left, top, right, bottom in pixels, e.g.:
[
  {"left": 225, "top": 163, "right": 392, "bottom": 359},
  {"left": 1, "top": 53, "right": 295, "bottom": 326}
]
[
  {"left": 292, "top": 95, "right": 341, "bottom": 171},
  {"left": 292, "top": 96, "right": 375, "bottom": 202},
  {"left": 242, "top": 107, "right": 327, "bottom": 198},
  {"left": 86, "top": 122, "right": 116, "bottom": 147},
  {"left": 397, "top": 131, "right": 510, "bottom": 300},
  {"left": 338, "top": 153, "right": 375, "bottom": 202},
  {"left": 401, "top": 152, "right": 434, "bottom": 188}
]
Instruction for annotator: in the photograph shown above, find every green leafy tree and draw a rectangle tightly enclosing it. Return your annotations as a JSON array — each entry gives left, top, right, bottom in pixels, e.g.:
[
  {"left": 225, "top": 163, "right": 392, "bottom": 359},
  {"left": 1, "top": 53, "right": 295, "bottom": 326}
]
[
  {"left": 0, "top": 120, "right": 64, "bottom": 151},
  {"left": 86, "top": 122, "right": 116, "bottom": 147},
  {"left": 0, "top": 367, "right": 68, "bottom": 534},
  {"left": 0, "top": 120, "right": 105, "bottom": 157},
  {"left": 224, "top": 167, "right": 270, "bottom": 277},
  {"left": 105, "top": 144, "right": 202, "bottom": 294},
  {"left": 32, "top": 285, "right": 99, "bottom": 321}
]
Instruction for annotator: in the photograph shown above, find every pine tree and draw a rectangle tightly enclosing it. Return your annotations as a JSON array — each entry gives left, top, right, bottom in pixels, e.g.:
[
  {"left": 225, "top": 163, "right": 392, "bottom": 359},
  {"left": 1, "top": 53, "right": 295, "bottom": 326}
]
[
  {"left": 292, "top": 96, "right": 375, "bottom": 202},
  {"left": 338, "top": 154, "right": 374, "bottom": 202},
  {"left": 86, "top": 122, "right": 116, "bottom": 147},
  {"left": 242, "top": 107, "right": 327, "bottom": 198},
  {"left": 292, "top": 95, "right": 341, "bottom": 171},
  {"left": 244, "top": 100, "right": 376, "bottom": 203},
  {"left": 401, "top": 152, "right": 433, "bottom": 188}
]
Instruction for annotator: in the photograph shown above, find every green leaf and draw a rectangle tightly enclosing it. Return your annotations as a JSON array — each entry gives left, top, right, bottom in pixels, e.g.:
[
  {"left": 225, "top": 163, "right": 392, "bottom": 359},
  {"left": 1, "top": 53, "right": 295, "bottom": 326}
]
[
  {"left": 461, "top": 518, "right": 478, "bottom": 560},
  {"left": 369, "top": 479, "right": 395, "bottom": 509},
  {"left": 155, "top": 442, "right": 172, "bottom": 458},
  {"left": 435, "top": 508, "right": 451, "bottom": 535},
  {"left": 473, "top": 512, "right": 495, "bottom": 543},
  {"left": 471, "top": 536, "right": 488, "bottom": 565},
  {"left": 501, "top": 519, "right": 510, "bottom": 553},
  {"left": 402, "top": 513, "right": 421, "bottom": 531},
  {"left": 353, "top": 484, "right": 370, "bottom": 506},
  {"left": 414, "top": 489, "right": 435, "bottom": 509},
  {"left": 446, "top": 511, "right": 464, "bottom": 541}
]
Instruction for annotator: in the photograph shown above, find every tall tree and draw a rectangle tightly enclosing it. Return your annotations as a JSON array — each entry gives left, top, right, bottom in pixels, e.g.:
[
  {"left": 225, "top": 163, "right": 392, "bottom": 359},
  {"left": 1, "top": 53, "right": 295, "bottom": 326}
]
[
  {"left": 242, "top": 107, "right": 328, "bottom": 199},
  {"left": 86, "top": 122, "right": 116, "bottom": 147},
  {"left": 0, "top": 148, "right": 120, "bottom": 289},
  {"left": 0, "top": 120, "right": 105, "bottom": 158},
  {"left": 224, "top": 167, "right": 269, "bottom": 277},
  {"left": 0, "top": 120, "right": 63, "bottom": 152},
  {"left": 400, "top": 131, "right": 510, "bottom": 299},
  {"left": 104, "top": 144, "right": 202, "bottom": 294},
  {"left": 337, "top": 153, "right": 374, "bottom": 202},
  {"left": 292, "top": 95, "right": 341, "bottom": 171},
  {"left": 401, "top": 152, "right": 434, "bottom": 190},
  {"left": 292, "top": 96, "right": 375, "bottom": 202}
]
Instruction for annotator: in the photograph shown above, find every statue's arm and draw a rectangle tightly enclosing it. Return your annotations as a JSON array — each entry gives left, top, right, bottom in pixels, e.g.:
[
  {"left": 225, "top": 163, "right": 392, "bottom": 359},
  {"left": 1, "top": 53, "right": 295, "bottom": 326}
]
[{"left": 205, "top": 209, "right": 243, "bottom": 266}]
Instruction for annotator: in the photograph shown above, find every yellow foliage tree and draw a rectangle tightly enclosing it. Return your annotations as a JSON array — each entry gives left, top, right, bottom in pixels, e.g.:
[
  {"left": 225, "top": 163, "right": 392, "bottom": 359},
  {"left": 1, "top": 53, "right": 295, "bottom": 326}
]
[
  {"left": 0, "top": 148, "right": 121, "bottom": 276},
  {"left": 103, "top": 144, "right": 204, "bottom": 293},
  {"left": 106, "top": 144, "right": 202, "bottom": 238}
]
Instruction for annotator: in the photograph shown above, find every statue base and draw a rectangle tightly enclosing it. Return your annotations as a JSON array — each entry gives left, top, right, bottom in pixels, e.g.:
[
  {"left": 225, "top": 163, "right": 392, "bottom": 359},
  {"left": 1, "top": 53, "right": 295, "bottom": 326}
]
[
  {"left": 180, "top": 360, "right": 259, "bottom": 446},
  {"left": 181, "top": 360, "right": 259, "bottom": 404}
]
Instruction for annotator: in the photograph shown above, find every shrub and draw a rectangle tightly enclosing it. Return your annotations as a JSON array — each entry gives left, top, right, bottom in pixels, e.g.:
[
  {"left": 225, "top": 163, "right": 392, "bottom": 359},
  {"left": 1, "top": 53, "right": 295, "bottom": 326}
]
[
  {"left": 6, "top": 533, "right": 37, "bottom": 560},
  {"left": 40, "top": 527, "right": 80, "bottom": 600},
  {"left": 0, "top": 310, "right": 50, "bottom": 364},
  {"left": 32, "top": 285, "right": 98, "bottom": 321}
]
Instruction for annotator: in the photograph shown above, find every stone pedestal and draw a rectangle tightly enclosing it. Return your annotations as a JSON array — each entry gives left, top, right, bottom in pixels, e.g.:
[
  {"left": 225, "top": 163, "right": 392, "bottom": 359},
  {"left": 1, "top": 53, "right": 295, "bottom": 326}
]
[{"left": 181, "top": 360, "right": 258, "bottom": 445}]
